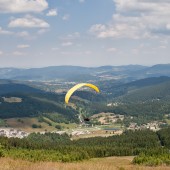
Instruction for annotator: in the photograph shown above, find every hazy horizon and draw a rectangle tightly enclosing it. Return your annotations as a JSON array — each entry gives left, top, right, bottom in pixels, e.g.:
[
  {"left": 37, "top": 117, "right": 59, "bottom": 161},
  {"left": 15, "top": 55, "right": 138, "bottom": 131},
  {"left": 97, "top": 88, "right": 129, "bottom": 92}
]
[{"left": 0, "top": 63, "right": 170, "bottom": 69}]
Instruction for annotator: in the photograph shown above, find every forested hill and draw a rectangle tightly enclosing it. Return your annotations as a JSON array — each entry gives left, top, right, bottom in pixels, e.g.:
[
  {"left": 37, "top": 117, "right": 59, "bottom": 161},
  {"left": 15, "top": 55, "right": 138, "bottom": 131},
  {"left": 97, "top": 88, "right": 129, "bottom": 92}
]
[
  {"left": 115, "top": 79, "right": 170, "bottom": 103},
  {"left": 125, "top": 76, "right": 170, "bottom": 88},
  {"left": 0, "top": 80, "right": 78, "bottom": 121},
  {"left": 0, "top": 80, "right": 43, "bottom": 95},
  {"left": 0, "top": 92, "right": 78, "bottom": 122},
  {"left": 84, "top": 77, "right": 170, "bottom": 122},
  {"left": 103, "top": 76, "right": 170, "bottom": 98}
]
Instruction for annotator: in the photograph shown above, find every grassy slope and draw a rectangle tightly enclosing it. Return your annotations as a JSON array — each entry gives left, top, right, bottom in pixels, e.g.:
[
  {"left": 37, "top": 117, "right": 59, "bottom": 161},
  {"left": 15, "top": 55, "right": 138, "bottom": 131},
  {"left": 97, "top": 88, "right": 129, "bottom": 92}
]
[
  {"left": 0, "top": 157, "right": 169, "bottom": 170},
  {"left": 166, "top": 119, "right": 170, "bottom": 125},
  {"left": 5, "top": 117, "right": 77, "bottom": 132},
  {"left": 6, "top": 118, "right": 55, "bottom": 132}
]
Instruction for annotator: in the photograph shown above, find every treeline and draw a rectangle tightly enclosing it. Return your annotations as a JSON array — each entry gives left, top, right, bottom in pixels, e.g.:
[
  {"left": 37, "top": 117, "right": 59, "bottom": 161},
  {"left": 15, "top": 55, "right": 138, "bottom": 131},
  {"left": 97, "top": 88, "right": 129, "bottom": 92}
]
[
  {"left": 133, "top": 148, "right": 170, "bottom": 166},
  {"left": 0, "top": 130, "right": 165, "bottom": 162},
  {"left": 157, "top": 127, "right": 170, "bottom": 149},
  {"left": 134, "top": 127, "right": 170, "bottom": 166}
]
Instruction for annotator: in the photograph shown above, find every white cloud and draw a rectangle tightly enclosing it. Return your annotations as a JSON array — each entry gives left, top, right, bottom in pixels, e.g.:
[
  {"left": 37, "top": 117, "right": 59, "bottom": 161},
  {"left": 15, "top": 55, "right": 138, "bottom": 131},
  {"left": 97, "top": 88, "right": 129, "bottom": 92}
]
[
  {"left": 90, "top": 24, "right": 106, "bottom": 33},
  {"left": 17, "top": 31, "right": 30, "bottom": 37},
  {"left": 0, "top": 51, "right": 3, "bottom": 55},
  {"left": 46, "top": 9, "right": 58, "bottom": 16},
  {"left": 0, "top": 0, "right": 48, "bottom": 13},
  {"left": 61, "top": 42, "right": 73, "bottom": 46},
  {"left": 85, "top": 50, "right": 91, "bottom": 55},
  {"left": 13, "top": 51, "right": 25, "bottom": 56},
  {"left": 107, "top": 48, "right": 117, "bottom": 52},
  {"left": 51, "top": 47, "right": 59, "bottom": 51},
  {"left": 79, "top": 0, "right": 85, "bottom": 3},
  {"left": 62, "top": 14, "right": 70, "bottom": 21},
  {"left": 132, "top": 48, "right": 139, "bottom": 54},
  {"left": 90, "top": 0, "right": 170, "bottom": 39},
  {"left": 17, "top": 44, "right": 30, "bottom": 49},
  {"left": 60, "top": 51, "right": 82, "bottom": 55},
  {"left": 159, "top": 45, "right": 167, "bottom": 49},
  {"left": 9, "top": 15, "right": 50, "bottom": 28},
  {"left": 16, "top": 30, "right": 37, "bottom": 40},
  {"left": 0, "top": 27, "right": 13, "bottom": 35},
  {"left": 67, "top": 32, "right": 80, "bottom": 39},
  {"left": 37, "top": 29, "right": 49, "bottom": 34},
  {"left": 114, "top": 0, "right": 170, "bottom": 14},
  {"left": 60, "top": 32, "right": 80, "bottom": 40}
]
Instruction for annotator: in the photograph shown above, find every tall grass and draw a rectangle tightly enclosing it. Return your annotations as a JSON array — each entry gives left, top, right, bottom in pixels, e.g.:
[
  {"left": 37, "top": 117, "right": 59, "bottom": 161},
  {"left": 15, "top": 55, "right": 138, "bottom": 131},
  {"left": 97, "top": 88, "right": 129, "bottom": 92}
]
[{"left": 0, "top": 157, "right": 169, "bottom": 170}]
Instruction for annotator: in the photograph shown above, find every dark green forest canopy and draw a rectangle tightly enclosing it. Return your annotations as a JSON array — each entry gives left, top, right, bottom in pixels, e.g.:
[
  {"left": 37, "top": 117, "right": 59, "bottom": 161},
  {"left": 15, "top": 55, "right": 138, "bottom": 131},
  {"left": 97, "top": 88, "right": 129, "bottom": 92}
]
[
  {"left": 0, "top": 93, "right": 78, "bottom": 122},
  {"left": 0, "top": 129, "right": 168, "bottom": 162}
]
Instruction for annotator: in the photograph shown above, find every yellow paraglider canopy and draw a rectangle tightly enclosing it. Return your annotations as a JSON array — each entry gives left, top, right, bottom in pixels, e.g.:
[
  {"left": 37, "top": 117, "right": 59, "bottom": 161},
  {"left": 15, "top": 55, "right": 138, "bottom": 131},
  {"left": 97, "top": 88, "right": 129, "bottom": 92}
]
[{"left": 65, "top": 83, "right": 100, "bottom": 104}]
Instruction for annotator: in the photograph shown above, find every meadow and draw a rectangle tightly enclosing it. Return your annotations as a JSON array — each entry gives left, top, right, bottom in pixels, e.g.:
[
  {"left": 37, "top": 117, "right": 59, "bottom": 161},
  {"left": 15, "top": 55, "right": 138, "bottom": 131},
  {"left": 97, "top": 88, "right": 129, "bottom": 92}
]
[
  {"left": 5, "top": 117, "right": 77, "bottom": 132},
  {"left": 0, "top": 157, "right": 170, "bottom": 170}
]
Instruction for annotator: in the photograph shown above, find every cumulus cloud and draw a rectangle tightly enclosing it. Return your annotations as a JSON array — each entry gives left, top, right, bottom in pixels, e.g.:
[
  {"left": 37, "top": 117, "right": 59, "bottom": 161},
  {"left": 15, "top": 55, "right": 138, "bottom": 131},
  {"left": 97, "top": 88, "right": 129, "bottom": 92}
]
[
  {"left": 51, "top": 47, "right": 59, "bottom": 51},
  {"left": 9, "top": 15, "right": 50, "bottom": 28},
  {"left": 60, "top": 51, "right": 82, "bottom": 55},
  {"left": 159, "top": 45, "right": 167, "bottom": 49},
  {"left": 90, "top": 0, "right": 170, "bottom": 39},
  {"left": 90, "top": 24, "right": 106, "bottom": 33},
  {"left": 37, "top": 28, "right": 49, "bottom": 34},
  {"left": 13, "top": 51, "right": 25, "bottom": 56},
  {"left": 85, "top": 50, "right": 92, "bottom": 55},
  {"left": 16, "top": 31, "right": 30, "bottom": 38},
  {"left": 79, "top": 0, "right": 85, "bottom": 3},
  {"left": 107, "top": 48, "right": 117, "bottom": 52},
  {"left": 0, "top": 0, "right": 48, "bottom": 13},
  {"left": 17, "top": 44, "right": 30, "bottom": 49},
  {"left": 0, "top": 27, "right": 13, "bottom": 35},
  {"left": 60, "top": 32, "right": 80, "bottom": 40},
  {"left": 62, "top": 14, "right": 70, "bottom": 21},
  {"left": 132, "top": 48, "right": 139, "bottom": 54},
  {"left": 46, "top": 9, "right": 58, "bottom": 16},
  {"left": 61, "top": 42, "right": 73, "bottom": 46},
  {"left": 67, "top": 32, "right": 80, "bottom": 39}
]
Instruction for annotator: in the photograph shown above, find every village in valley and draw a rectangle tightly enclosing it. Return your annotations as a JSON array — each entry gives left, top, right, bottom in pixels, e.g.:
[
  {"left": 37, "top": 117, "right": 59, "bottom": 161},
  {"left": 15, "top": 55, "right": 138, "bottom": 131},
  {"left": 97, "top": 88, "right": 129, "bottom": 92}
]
[
  {"left": 0, "top": 112, "right": 168, "bottom": 139},
  {"left": 0, "top": 128, "right": 29, "bottom": 139}
]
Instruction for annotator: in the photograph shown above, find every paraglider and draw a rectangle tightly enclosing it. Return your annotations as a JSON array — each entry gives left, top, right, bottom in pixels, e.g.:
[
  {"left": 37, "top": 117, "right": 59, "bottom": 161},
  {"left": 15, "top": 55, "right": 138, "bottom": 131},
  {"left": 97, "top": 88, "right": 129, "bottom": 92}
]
[
  {"left": 65, "top": 83, "right": 100, "bottom": 122},
  {"left": 65, "top": 83, "right": 100, "bottom": 104},
  {"left": 83, "top": 117, "right": 90, "bottom": 122}
]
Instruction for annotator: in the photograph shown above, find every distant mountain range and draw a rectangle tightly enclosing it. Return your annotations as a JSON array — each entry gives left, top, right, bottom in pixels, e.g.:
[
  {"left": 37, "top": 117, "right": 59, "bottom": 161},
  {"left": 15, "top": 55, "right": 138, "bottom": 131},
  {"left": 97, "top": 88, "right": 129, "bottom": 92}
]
[
  {"left": 0, "top": 64, "right": 170, "bottom": 81},
  {"left": 0, "top": 80, "right": 43, "bottom": 95}
]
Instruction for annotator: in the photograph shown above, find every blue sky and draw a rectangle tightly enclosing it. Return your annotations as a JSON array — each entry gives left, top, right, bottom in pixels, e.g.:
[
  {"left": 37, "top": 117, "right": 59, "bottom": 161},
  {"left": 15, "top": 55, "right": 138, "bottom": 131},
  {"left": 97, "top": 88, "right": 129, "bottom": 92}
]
[{"left": 0, "top": 0, "right": 170, "bottom": 68}]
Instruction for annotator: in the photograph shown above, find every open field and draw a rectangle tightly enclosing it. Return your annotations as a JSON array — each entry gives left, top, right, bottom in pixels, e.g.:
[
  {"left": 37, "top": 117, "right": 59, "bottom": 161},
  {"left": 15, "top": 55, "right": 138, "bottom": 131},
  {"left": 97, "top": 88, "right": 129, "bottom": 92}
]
[
  {"left": 5, "top": 118, "right": 77, "bottom": 133},
  {"left": 72, "top": 131, "right": 115, "bottom": 139},
  {"left": 0, "top": 156, "right": 170, "bottom": 170},
  {"left": 6, "top": 118, "right": 55, "bottom": 132},
  {"left": 2, "top": 97, "right": 22, "bottom": 103},
  {"left": 166, "top": 119, "right": 170, "bottom": 125},
  {"left": 72, "top": 129, "right": 123, "bottom": 140}
]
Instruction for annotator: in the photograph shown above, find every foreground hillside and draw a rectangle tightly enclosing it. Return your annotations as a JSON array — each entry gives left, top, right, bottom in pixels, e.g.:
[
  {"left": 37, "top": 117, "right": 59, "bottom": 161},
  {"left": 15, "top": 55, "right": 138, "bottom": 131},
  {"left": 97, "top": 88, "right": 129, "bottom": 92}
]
[
  {"left": 0, "top": 157, "right": 169, "bottom": 170},
  {"left": 0, "top": 128, "right": 170, "bottom": 166}
]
